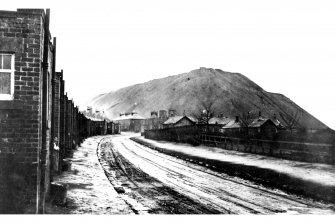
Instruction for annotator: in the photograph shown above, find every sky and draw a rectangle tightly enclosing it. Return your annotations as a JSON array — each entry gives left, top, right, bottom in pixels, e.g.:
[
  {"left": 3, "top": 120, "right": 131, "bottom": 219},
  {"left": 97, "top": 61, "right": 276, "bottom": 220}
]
[{"left": 2, "top": 0, "right": 335, "bottom": 129}]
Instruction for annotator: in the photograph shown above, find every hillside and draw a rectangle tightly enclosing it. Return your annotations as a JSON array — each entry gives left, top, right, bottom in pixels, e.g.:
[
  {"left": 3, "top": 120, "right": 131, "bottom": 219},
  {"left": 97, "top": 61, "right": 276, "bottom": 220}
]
[{"left": 89, "top": 67, "right": 328, "bottom": 129}]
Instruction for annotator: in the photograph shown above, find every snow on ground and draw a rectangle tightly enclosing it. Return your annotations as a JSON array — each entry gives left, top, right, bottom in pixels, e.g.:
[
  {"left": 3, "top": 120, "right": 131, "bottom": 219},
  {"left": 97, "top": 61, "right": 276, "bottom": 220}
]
[
  {"left": 51, "top": 136, "right": 134, "bottom": 214},
  {"left": 135, "top": 135, "right": 335, "bottom": 187},
  {"left": 110, "top": 134, "right": 335, "bottom": 214}
]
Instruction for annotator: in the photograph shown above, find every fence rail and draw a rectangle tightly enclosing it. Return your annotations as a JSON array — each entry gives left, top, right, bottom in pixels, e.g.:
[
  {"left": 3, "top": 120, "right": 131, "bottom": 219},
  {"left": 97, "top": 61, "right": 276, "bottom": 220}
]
[{"left": 144, "top": 125, "right": 335, "bottom": 164}]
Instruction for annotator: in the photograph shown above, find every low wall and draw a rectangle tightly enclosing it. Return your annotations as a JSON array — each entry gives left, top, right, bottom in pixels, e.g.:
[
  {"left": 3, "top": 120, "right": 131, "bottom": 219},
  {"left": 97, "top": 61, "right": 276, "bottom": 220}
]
[
  {"left": 199, "top": 135, "right": 335, "bottom": 164},
  {"left": 131, "top": 137, "right": 335, "bottom": 204},
  {"left": 144, "top": 128, "right": 335, "bottom": 164}
]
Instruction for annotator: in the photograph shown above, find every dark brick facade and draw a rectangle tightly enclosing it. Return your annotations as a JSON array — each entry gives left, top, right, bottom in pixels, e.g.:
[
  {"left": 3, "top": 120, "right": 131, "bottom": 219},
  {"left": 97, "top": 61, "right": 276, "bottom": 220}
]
[
  {"left": 0, "top": 9, "right": 49, "bottom": 213},
  {"left": 0, "top": 8, "right": 121, "bottom": 214}
]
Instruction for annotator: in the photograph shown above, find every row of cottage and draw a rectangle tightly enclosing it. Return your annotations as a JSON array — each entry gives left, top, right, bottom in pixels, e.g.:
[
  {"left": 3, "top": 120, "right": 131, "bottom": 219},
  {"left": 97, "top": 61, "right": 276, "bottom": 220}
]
[
  {"left": 0, "top": 9, "right": 120, "bottom": 214},
  {"left": 111, "top": 108, "right": 283, "bottom": 138}
]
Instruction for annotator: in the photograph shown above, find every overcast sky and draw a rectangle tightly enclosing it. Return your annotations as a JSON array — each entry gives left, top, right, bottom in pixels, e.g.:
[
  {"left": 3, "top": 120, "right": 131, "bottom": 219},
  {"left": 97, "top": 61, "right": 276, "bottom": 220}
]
[{"left": 3, "top": 0, "right": 335, "bottom": 129}]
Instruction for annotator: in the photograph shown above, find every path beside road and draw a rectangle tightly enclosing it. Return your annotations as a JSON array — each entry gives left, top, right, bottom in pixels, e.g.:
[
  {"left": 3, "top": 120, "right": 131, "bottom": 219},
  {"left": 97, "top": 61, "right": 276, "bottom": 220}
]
[{"left": 49, "top": 136, "right": 134, "bottom": 214}]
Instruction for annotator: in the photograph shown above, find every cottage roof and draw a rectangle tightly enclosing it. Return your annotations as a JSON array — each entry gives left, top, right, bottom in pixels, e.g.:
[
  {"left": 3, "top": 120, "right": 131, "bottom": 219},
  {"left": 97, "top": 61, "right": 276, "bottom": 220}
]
[
  {"left": 248, "top": 117, "right": 269, "bottom": 128},
  {"left": 221, "top": 119, "right": 241, "bottom": 128},
  {"left": 163, "top": 116, "right": 196, "bottom": 125},
  {"left": 104, "top": 117, "right": 113, "bottom": 122},
  {"left": 164, "top": 116, "right": 181, "bottom": 124},
  {"left": 187, "top": 116, "right": 198, "bottom": 123},
  {"left": 208, "top": 117, "right": 231, "bottom": 125},
  {"left": 84, "top": 115, "right": 105, "bottom": 122},
  {"left": 271, "top": 118, "right": 284, "bottom": 128},
  {"left": 221, "top": 116, "right": 281, "bottom": 129},
  {"left": 249, "top": 117, "right": 279, "bottom": 128},
  {"left": 113, "top": 113, "right": 145, "bottom": 121}
]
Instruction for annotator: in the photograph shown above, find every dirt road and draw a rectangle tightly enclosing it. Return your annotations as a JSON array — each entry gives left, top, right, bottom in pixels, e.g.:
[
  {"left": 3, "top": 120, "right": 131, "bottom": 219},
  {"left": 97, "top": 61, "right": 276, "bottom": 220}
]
[
  {"left": 98, "top": 134, "right": 335, "bottom": 214},
  {"left": 51, "top": 136, "right": 134, "bottom": 214}
]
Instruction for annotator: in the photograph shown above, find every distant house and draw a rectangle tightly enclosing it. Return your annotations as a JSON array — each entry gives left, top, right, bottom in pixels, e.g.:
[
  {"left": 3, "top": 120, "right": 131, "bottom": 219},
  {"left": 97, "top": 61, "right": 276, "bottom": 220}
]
[
  {"left": 271, "top": 116, "right": 285, "bottom": 129},
  {"left": 220, "top": 116, "right": 278, "bottom": 138},
  {"left": 208, "top": 117, "right": 232, "bottom": 125},
  {"left": 113, "top": 112, "right": 145, "bottom": 132},
  {"left": 248, "top": 117, "right": 278, "bottom": 138},
  {"left": 163, "top": 116, "right": 197, "bottom": 128},
  {"left": 144, "top": 111, "right": 169, "bottom": 131},
  {"left": 207, "top": 116, "right": 233, "bottom": 133},
  {"left": 221, "top": 116, "right": 242, "bottom": 129}
]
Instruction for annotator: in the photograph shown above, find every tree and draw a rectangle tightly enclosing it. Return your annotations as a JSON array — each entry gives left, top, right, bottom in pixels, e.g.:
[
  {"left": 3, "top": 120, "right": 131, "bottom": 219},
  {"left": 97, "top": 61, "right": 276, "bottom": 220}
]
[
  {"left": 193, "top": 99, "right": 217, "bottom": 123},
  {"left": 191, "top": 72, "right": 222, "bottom": 132},
  {"left": 239, "top": 111, "right": 258, "bottom": 137},
  {"left": 279, "top": 110, "right": 302, "bottom": 133},
  {"left": 192, "top": 97, "right": 218, "bottom": 133},
  {"left": 240, "top": 111, "right": 257, "bottom": 127}
]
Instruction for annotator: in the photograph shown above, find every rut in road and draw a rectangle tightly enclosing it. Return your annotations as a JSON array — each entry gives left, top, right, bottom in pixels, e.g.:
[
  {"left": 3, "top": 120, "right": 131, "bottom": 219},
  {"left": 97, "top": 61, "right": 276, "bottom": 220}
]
[
  {"left": 100, "top": 135, "right": 335, "bottom": 214},
  {"left": 98, "top": 137, "right": 223, "bottom": 214}
]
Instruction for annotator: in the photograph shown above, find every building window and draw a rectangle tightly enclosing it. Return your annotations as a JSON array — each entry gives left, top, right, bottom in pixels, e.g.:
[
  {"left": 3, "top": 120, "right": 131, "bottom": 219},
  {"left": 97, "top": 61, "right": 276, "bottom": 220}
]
[{"left": 0, "top": 53, "right": 15, "bottom": 100}]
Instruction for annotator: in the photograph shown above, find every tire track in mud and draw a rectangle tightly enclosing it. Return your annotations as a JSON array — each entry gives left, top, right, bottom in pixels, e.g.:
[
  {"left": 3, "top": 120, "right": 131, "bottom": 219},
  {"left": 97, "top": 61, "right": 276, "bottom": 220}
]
[
  {"left": 97, "top": 137, "right": 222, "bottom": 214},
  {"left": 130, "top": 137, "right": 335, "bottom": 208},
  {"left": 119, "top": 141, "right": 267, "bottom": 214},
  {"left": 119, "top": 140, "right": 284, "bottom": 214},
  {"left": 131, "top": 137, "right": 335, "bottom": 205},
  {"left": 129, "top": 140, "right": 328, "bottom": 209},
  {"left": 114, "top": 136, "right": 335, "bottom": 214}
]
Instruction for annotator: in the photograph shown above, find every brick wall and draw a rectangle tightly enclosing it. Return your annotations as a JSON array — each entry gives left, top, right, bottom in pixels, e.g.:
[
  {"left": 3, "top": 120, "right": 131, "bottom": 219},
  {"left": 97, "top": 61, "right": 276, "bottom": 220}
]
[
  {"left": 58, "top": 75, "right": 65, "bottom": 171},
  {"left": 0, "top": 8, "right": 121, "bottom": 214},
  {"left": 0, "top": 9, "right": 55, "bottom": 213},
  {"left": 53, "top": 72, "right": 61, "bottom": 144},
  {"left": 51, "top": 71, "right": 61, "bottom": 173}
]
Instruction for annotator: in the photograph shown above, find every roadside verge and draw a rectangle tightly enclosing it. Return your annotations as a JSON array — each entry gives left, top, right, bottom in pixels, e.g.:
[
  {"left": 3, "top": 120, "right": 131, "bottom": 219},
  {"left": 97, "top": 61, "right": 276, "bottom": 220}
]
[{"left": 131, "top": 136, "right": 335, "bottom": 204}]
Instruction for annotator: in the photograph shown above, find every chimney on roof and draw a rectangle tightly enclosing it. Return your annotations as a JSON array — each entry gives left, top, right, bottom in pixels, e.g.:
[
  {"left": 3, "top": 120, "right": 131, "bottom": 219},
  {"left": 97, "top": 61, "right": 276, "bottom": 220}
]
[
  {"left": 159, "top": 110, "right": 167, "bottom": 118},
  {"left": 151, "top": 111, "right": 158, "bottom": 118},
  {"left": 235, "top": 116, "right": 239, "bottom": 123},
  {"left": 168, "top": 109, "right": 176, "bottom": 117},
  {"left": 273, "top": 113, "right": 277, "bottom": 120}
]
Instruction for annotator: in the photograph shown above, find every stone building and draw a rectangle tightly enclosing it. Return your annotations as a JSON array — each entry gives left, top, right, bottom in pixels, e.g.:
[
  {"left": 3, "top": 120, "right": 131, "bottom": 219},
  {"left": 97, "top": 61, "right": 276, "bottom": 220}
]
[
  {"left": 113, "top": 112, "right": 145, "bottom": 132},
  {"left": 144, "top": 111, "right": 169, "bottom": 131}
]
